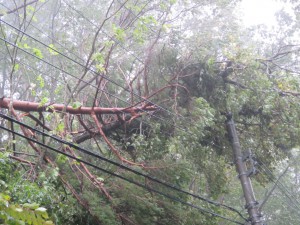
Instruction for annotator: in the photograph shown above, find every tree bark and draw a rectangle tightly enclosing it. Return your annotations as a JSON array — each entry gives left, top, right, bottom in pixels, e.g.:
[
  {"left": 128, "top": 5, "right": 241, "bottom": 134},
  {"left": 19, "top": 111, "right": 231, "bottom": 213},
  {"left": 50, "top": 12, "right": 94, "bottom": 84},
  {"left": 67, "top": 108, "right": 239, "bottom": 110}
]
[{"left": 0, "top": 98, "right": 156, "bottom": 115}]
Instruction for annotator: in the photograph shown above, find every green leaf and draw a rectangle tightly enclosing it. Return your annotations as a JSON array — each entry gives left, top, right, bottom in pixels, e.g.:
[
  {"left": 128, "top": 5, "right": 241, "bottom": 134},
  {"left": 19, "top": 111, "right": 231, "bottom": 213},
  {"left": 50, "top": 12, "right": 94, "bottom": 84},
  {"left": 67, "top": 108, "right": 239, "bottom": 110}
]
[
  {"left": 97, "top": 177, "right": 104, "bottom": 182},
  {"left": 56, "top": 122, "right": 65, "bottom": 132},
  {"left": 96, "top": 64, "right": 105, "bottom": 73},
  {"left": 104, "top": 40, "right": 114, "bottom": 47},
  {"left": 35, "top": 207, "right": 49, "bottom": 219},
  {"left": 164, "top": 23, "right": 172, "bottom": 31},
  {"left": 32, "top": 15, "right": 38, "bottom": 22},
  {"left": 92, "top": 53, "right": 105, "bottom": 64},
  {"left": 32, "top": 48, "right": 43, "bottom": 59},
  {"left": 23, "top": 43, "right": 30, "bottom": 49},
  {"left": 54, "top": 84, "right": 63, "bottom": 95},
  {"left": 47, "top": 44, "right": 58, "bottom": 56},
  {"left": 36, "top": 75, "right": 45, "bottom": 88},
  {"left": 13, "top": 64, "right": 20, "bottom": 72},
  {"left": 23, "top": 203, "right": 39, "bottom": 210},
  {"left": 71, "top": 101, "right": 82, "bottom": 109},
  {"left": 26, "top": 5, "right": 35, "bottom": 13},
  {"left": 56, "top": 154, "right": 67, "bottom": 164},
  {"left": 39, "top": 97, "right": 49, "bottom": 107},
  {"left": 112, "top": 24, "right": 126, "bottom": 42}
]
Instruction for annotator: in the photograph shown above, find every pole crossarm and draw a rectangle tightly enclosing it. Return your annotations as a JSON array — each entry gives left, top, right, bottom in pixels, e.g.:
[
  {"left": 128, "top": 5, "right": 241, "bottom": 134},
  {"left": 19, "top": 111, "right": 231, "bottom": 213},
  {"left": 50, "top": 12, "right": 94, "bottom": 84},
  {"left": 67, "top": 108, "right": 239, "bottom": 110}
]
[{"left": 0, "top": 98, "right": 157, "bottom": 115}]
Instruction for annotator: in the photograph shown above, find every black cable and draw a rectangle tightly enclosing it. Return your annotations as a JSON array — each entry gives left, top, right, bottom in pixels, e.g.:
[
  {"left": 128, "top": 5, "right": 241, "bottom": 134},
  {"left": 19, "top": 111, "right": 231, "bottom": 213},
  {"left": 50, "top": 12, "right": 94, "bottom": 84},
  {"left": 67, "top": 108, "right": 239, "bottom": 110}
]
[
  {"left": 0, "top": 35, "right": 132, "bottom": 107},
  {"left": 0, "top": 31, "right": 189, "bottom": 134},
  {"left": 0, "top": 123, "right": 244, "bottom": 225},
  {"left": 254, "top": 151, "right": 300, "bottom": 206},
  {"left": 0, "top": 113, "right": 247, "bottom": 221},
  {"left": 13, "top": 50, "right": 227, "bottom": 161},
  {"left": 0, "top": 3, "right": 84, "bottom": 63},
  {"left": 0, "top": 30, "right": 220, "bottom": 144},
  {"left": 0, "top": 12, "right": 234, "bottom": 145},
  {"left": 0, "top": 7, "right": 246, "bottom": 220},
  {"left": 0, "top": 51, "right": 129, "bottom": 112},
  {"left": 61, "top": 0, "right": 144, "bottom": 64},
  {"left": 0, "top": 18, "right": 183, "bottom": 120},
  {"left": 257, "top": 162, "right": 300, "bottom": 214}
]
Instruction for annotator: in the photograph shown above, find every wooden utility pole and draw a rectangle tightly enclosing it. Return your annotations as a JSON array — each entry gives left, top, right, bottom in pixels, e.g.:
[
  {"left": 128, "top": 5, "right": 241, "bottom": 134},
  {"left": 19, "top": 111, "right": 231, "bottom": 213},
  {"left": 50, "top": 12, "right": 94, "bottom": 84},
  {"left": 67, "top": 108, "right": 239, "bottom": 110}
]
[{"left": 226, "top": 114, "right": 264, "bottom": 225}]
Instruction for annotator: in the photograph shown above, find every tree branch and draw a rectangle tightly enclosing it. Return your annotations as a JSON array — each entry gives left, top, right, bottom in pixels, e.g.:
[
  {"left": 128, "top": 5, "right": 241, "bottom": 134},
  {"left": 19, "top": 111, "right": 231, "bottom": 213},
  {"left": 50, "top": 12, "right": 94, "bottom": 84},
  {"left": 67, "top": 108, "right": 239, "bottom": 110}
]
[
  {"left": 0, "top": 0, "right": 39, "bottom": 17},
  {"left": 0, "top": 98, "right": 156, "bottom": 115}
]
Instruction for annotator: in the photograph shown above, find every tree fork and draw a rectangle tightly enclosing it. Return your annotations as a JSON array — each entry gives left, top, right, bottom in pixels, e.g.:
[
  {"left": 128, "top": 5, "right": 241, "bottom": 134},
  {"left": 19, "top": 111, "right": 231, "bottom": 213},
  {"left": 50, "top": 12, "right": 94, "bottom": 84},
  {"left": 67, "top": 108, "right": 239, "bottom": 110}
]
[{"left": 226, "top": 114, "right": 264, "bottom": 225}]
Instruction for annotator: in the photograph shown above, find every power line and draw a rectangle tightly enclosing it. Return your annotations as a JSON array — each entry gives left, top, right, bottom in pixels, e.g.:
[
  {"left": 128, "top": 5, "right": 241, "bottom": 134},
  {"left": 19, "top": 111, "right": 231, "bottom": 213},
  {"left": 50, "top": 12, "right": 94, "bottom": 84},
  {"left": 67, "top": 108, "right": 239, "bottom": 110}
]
[
  {"left": 0, "top": 31, "right": 129, "bottom": 106},
  {"left": 0, "top": 122, "right": 244, "bottom": 224},
  {"left": 0, "top": 28, "right": 220, "bottom": 146},
  {"left": 255, "top": 152, "right": 300, "bottom": 205},
  {"left": 0, "top": 18, "right": 183, "bottom": 120},
  {"left": 0, "top": 50, "right": 136, "bottom": 113},
  {"left": 61, "top": 0, "right": 144, "bottom": 64},
  {"left": 0, "top": 23, "right": 190, "bottom": 133},
  {"left": 256, "top": 161, "right": 300, "bottom": 214},
  {"left": 0, "top": 34, "right": 189, "bottom": 138},
  {"left": 0, "top": 45, "right": 225, "bottom": 169},
  {"left": 0, "top": 3, "right": 85, "bottom": 63},
  {"left": 0, "top": 113, "right": 247, "bottom": 221},
  {"left": 0, "top": 10, "right": 231, "bottom": 145}
]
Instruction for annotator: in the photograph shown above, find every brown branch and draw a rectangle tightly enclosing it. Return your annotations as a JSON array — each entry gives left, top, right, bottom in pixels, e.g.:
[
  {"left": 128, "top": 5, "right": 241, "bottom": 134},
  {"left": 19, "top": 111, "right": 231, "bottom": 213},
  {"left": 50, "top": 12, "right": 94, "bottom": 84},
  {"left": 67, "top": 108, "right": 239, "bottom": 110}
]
[
  {"left": 9, "top": 155, "right": 36, "bottom": 165},
  {"left": 91, "top": 112, "right": 144, "bottom": 166},
  {"left": 7, "top": 106, "right": 107, "bottom": 222},
  {"left": 125, "top": 83, "right": 190, "bottom": 109},
  {"left": 22, "top": 112, "right": 51, "bottom": 131},
  {"left": 74, "top": 116, "right": 128, "bottom": 143},
  {"left": 278, "top": 90, "right": 300, "bottom": 97},
  {"left": 65, "top": 146, "right": 112, "bottom": 200},
  {"left": 71, "top": 0, "right": 129, "bottom": 99},
  {"left": 0, "top": 0, "right": 39, "bottom": 16},
  {"left": 10, "top": 107, "right": 41, "bottom": 154},
  {"left": 224, "top": 78, "right": 248, "bottom": 89},
  {"left": 0, "top": 98, "right": 157, "bottom": 115}
]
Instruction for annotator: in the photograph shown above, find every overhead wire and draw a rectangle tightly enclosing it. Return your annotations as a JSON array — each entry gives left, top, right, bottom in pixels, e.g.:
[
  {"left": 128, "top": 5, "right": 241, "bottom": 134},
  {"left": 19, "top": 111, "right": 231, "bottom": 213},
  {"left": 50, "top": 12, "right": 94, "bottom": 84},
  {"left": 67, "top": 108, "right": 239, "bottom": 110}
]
[
  {"left": 0, "top": 18, "right": 183, "bottom": 120},
  {"left": 0, "top": 53, "right": 231, "bottom": 218},
  {"left": 0, "top": 36, "right": 157, "bottom": 119},
  {"left": 0, "top": 120, "right": 244, "bottom": 225},
  {"left": 0, "top": 3, "right": 276, "bottom": 221},
  {"left": 3, "top": 3, "right": 299, "bottom": 223},
  {"left": 243, "top": 142, "right": 300, "bottom": 215},
  {"left": 250, "top": 143, "right": 300, "bottom": 207},
  {"left": 0, "top": 19, "right": 223, "bottom": 148},
  {"left": 0, "top": 20, "right": 192, "bottom": 133},
  {"left": 0, "top": 3, "right": 226, "bottom": 150},
  {"left": 0, "top": 113, "right": 247, "bottom": 222},
  {"left": 256, "top": 158, "right": 300, "bottom": 214},
  {"left": 0, "top": 2, "right": 85, "bottom": 64},
  {"left": 0, "top": 34, "right": 195, "bottom": 144},
  {"left": 0, "top": 2, "right": 233, "bottom": 144}
]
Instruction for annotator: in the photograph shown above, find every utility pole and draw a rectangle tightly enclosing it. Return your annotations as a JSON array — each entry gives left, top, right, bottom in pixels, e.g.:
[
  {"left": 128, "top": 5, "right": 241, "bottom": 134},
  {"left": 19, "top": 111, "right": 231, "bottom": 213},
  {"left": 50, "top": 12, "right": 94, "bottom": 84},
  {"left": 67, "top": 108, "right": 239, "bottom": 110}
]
[{"left": 226, "top": 114, "right": 264, "bottom": 225}]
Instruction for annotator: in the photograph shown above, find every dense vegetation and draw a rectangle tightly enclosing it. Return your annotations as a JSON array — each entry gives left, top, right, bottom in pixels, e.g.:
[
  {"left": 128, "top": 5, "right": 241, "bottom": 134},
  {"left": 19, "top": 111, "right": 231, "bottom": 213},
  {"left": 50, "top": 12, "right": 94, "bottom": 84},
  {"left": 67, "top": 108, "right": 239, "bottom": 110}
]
[{"left": 0, "top": 0, "right": 299, "bottom": 224}]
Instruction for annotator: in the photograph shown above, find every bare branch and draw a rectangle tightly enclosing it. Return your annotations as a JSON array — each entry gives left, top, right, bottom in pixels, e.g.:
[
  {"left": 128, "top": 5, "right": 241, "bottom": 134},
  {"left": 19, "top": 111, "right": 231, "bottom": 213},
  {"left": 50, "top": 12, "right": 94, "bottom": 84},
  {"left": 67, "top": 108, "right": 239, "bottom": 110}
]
[
  {"left": 0, "top": 98, "right": 157, "bottom": 115},
  {"left": 0, "top": 0, "right": 39, "bottom": 17}
]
